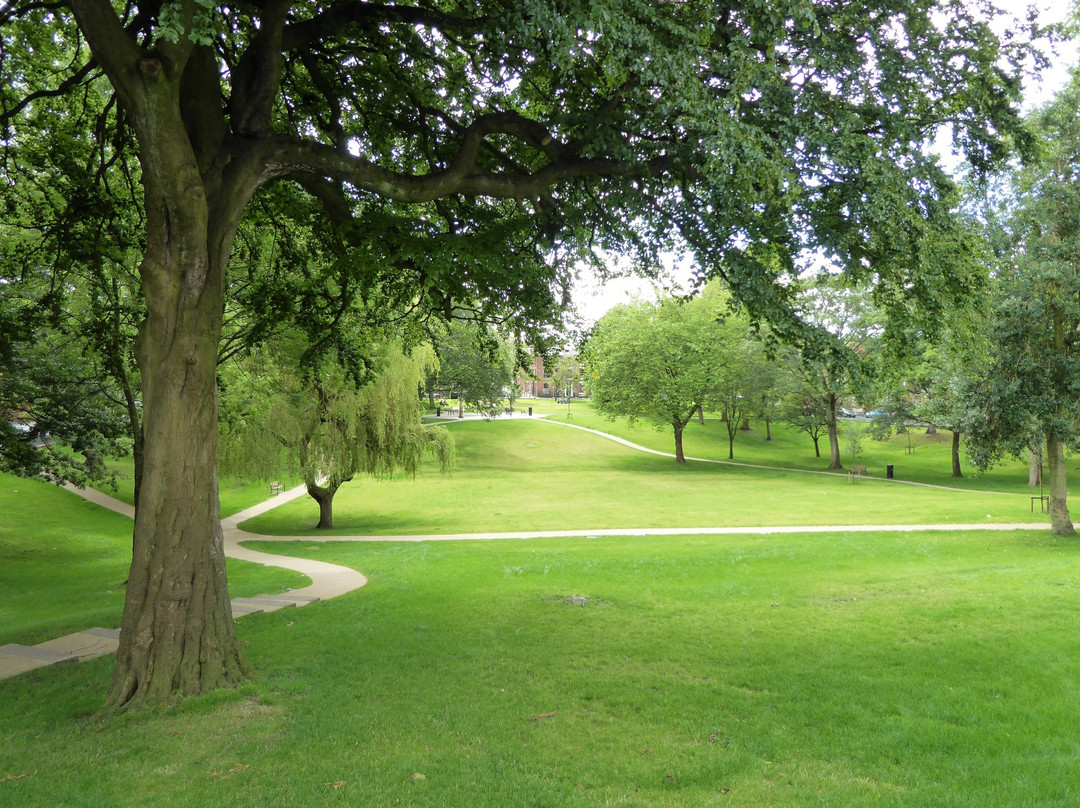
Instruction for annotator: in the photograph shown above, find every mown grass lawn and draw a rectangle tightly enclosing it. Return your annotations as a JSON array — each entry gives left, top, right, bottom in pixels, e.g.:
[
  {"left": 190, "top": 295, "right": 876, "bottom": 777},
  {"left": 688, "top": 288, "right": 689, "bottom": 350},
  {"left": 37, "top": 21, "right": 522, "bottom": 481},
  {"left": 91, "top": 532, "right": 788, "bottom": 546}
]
[
  {"left": 2, "top": 409, "right": 1075, "bottom": 806},
  {"left": 534, "top": 398, "right": 1034, "bottom": 494},
  {"left": 3, "top": 527, "right": 1080, "bottom": 806},
  {"left": 243, "top": 418, "right": 1043, "bottom": 536}
]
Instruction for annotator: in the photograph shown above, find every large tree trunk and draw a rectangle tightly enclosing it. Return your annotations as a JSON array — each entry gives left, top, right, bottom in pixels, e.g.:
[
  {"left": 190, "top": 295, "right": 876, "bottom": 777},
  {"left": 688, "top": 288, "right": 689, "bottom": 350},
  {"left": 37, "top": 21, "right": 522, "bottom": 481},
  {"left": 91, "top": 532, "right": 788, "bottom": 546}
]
[
  {"left": 108, "top": 216, "right": 248, "bottom": 707},
  {"left": 826, "top": 394, "right": 842, "bottom": 469},
  {"left": 1046, "top": 433, "right": 1074, "bottom": 535},
  {"left": 91, "top": 40, "right": 256, "bottom": 706},
  {"left": 951, "top": 430, "right": 962, "bottom": 478}
]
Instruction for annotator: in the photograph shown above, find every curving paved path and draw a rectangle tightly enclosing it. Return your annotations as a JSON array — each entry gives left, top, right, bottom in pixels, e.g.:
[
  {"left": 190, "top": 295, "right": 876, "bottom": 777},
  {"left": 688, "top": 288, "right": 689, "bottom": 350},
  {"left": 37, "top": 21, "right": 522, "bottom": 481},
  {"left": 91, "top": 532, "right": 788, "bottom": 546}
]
[{"left": 0, "top": 415, "right": 1055, "bottom": 680}]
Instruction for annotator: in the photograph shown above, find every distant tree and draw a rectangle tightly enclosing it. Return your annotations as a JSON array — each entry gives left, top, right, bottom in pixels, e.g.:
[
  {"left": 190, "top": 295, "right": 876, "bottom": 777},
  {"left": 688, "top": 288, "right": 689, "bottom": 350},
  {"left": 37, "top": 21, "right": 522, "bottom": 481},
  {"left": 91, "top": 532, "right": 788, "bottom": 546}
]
[
  {"left": 585, "top": 283, "right": 745, "bottom": 463},
  {"left": 434, "top": 322, "right": 518, "bottom": 416},
  {"left": 547, "top": 355, "right": 583, "bottom": 401},
  {"left": 780, "top": 380, "right": 830, "bottom": 459},
  {"left": 786, "top": 283, "right": 881, "bottom": 470},
  {"left": 220, "top": 339, "right": 454, "bottom": 530},
  {"left": 715, "top": 329, "right": 773, "bottom": 459}
]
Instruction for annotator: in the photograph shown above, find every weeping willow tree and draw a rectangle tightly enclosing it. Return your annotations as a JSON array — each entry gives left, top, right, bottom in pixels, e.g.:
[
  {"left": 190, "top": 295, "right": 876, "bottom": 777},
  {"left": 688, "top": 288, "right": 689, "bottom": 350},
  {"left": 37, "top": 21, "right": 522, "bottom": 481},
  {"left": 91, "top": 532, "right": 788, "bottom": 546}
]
[{"left": 220, "top": 338, "right": 454, "bottom": 529}]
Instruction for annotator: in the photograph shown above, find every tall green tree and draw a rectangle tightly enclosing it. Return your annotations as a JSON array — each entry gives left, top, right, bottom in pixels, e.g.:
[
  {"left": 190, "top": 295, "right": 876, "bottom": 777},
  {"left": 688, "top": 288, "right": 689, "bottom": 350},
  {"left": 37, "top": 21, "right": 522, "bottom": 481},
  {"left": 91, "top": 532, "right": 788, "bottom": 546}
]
[
  {"left": 714, "top": 322, "right": 773, "bottom": 460},
  {"left": 966, "top": 71, "right": 1080, "bottom": 535},
  {"left": 584, "top": 284, "right": 744, "bottom": 463},
  {"left": 0, "top": 0, "right": 1036, "bottom": 705},
  {"left": 786, "top": 282, "right": 881, "bottom": 470}
]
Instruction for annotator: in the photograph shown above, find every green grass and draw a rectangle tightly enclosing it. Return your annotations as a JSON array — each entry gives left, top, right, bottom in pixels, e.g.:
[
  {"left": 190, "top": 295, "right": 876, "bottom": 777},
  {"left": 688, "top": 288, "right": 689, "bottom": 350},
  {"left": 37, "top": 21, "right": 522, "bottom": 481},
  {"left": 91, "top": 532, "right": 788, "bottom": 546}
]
[
  {"left": 3, "top": 528, "right": 1080, "bottom": 806},
  {"left": 0, "top": 473, "right": 309, "bottom": 645},
  {"left": 2, "top": 411, "right": 1076, "bottom": 805},
  {"left": 241, "top": 418, "right": 1044, "bottom": 536},
  {"left": 540, "top": 400, "right": 1034, "bottom": 493}
]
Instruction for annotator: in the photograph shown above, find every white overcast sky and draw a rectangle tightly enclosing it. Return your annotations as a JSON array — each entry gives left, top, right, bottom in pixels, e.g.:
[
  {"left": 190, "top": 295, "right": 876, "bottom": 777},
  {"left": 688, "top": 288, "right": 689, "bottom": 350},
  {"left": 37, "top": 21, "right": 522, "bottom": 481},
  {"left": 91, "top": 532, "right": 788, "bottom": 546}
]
[{"left": 570, "top": 0, "right": 1078, "bottom": 326}]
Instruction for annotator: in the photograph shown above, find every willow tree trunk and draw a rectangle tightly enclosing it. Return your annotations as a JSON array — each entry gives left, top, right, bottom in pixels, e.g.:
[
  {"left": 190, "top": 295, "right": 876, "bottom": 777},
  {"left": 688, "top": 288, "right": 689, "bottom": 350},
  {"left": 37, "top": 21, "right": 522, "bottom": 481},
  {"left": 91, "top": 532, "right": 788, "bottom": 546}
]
[
  {"left": 307, "top": 482, "right": 340, "bottom": 530},
  {"left": 1046, "top": 433, "right": 1075, "bottom": 535}
]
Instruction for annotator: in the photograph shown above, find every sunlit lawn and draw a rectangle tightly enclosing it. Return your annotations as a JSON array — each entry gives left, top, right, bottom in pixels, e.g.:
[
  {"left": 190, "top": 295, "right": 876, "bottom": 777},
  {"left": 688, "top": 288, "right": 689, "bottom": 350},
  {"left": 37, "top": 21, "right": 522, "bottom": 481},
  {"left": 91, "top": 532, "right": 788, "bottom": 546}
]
[
  {"left": 2, "top": 407, "right": 1077, "bottom": 806},
  {"left": 244, "top": 417, "right": 1043, "bottom": 536},
  {"left": 534, "top": 398, "right": 1034, "bottom": 493},
  {"left": 3, "top": 526, "right": 1080, "bottom": 806}
]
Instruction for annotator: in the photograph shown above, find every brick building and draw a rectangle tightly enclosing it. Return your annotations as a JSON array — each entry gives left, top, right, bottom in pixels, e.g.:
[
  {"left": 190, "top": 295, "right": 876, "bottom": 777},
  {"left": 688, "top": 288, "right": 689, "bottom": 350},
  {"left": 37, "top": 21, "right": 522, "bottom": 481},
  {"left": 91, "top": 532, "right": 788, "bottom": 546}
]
[{"left": 517, "top": 355, "right": 584, "bottom": 398}]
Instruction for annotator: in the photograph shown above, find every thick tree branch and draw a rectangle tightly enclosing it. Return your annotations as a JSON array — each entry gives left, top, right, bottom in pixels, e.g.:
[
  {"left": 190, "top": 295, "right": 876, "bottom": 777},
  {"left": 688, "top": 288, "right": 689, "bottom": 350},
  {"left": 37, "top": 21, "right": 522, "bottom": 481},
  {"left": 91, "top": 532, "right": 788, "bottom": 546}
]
[
  {"left": 281, "top": 2, "right": 482, "bottom": 52},
  {"left": 230, "top": 0, "right": 289, "bottom": 136},
  {"left": 69, "top": 0, "right": 145, "bottom": 114},
  {"left": 0, "top": 60, "right": 97, "bottom": 130},
  {"left": 262, "top": 135, "right": 672, "bottom": 203}
]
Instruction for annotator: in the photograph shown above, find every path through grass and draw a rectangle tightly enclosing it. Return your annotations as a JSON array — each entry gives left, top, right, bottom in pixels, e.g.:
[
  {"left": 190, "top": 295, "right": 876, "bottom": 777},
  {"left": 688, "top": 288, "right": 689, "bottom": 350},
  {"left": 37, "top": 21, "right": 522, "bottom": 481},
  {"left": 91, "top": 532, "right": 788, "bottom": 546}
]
[{"left": 0, "top": 473, "right": 309, "bottom": 645}]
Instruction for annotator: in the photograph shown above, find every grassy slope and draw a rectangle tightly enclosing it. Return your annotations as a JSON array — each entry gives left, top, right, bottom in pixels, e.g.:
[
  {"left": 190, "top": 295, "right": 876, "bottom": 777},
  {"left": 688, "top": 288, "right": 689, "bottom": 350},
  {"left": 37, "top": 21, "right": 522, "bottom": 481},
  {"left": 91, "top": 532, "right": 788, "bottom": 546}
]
[
  {"left": 0, "top": 473, "right": 309, "bottom": 645},
  {"left": 101, "top": 456, "right": 296, "bottom": 517},
  {"left": 3, "top": 528, "right": 1079, "bottom": 806},
  {"left": 242, "top": 417, "right": 1043, "bottom": 536}
]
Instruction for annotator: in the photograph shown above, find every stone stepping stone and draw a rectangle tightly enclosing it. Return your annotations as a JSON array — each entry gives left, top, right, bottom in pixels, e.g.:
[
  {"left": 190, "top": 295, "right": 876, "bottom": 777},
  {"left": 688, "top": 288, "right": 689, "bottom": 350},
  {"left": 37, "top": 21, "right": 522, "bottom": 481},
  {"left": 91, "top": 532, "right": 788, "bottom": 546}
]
[
  {"left": 0, "top": 643, "right": 77, "bottom": 678},
  {"left": 230, "top": 594, "right": 323, "bottom": 618},
  {"left": 35, "top": 627, "right": 120, "bottom": 661}
]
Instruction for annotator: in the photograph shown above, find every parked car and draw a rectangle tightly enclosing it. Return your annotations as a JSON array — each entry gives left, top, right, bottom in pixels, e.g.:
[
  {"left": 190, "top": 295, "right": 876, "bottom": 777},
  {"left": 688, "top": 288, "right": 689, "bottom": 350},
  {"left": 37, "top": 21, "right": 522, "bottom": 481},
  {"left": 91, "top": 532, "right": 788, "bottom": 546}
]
[{"left": 867, "top": 409, "right": 889, "bottom": 419}]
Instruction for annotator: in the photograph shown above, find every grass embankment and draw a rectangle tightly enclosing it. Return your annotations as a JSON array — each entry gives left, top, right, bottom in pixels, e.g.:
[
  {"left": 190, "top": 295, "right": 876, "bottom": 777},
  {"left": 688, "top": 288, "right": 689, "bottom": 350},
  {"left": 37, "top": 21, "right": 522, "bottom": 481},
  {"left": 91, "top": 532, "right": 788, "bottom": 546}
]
[
  {"left": 535, "top": 398, "right": 1033, "bottom": 493},
  {"left": 0, "top": 473, "right": 309, "bottom": 646},
  {"left": 243, "top": 417, "right": 1042, "bottom": 536},
  {"left": 3, "top": 528, "right": 1080, "bottom": 806},
  {"left": 101, "top": 456, "right": 298, "bottom": 517}
]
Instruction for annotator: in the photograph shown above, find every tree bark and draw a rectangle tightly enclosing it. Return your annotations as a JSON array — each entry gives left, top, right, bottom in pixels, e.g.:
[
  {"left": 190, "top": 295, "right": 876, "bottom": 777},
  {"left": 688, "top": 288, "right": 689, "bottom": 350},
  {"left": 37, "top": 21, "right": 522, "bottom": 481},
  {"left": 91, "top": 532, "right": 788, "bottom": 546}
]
[
  {"left": 1046, "top": 433, "right": 1074, "bottom": 535},
  {"left": 108, "top": 216, "right": 249, "bottom": 707},
  {"left": 812, "top": 434, "right": 820, "bottom": 458},
  {"left": 673, "top": 420, "right": 686, "bottom": 463},
  {"left": 826, "top": 393, "right": 842, "bottom": 469},
  {"left": 951, "top": 430, "right": 962, "bottom": 478},
  {"left": 72, "top": 15, "right": 261, "bottom": 706},
  {"left": 307, "top": 481, "right": 339, "bottom": 529},
  {"left": 1028, "top": 444, "right": 1043, "bottom": 487}
]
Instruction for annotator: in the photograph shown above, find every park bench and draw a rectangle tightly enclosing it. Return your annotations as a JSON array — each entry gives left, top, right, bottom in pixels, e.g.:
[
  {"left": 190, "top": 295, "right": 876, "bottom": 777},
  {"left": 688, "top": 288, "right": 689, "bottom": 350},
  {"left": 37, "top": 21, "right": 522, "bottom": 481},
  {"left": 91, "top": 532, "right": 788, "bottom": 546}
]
[
  {"left": 269, "top": 480, "right": 284, "bottom": 496},
  {"left": 849, "top": 464, "right": 868, "bottom": 483}
]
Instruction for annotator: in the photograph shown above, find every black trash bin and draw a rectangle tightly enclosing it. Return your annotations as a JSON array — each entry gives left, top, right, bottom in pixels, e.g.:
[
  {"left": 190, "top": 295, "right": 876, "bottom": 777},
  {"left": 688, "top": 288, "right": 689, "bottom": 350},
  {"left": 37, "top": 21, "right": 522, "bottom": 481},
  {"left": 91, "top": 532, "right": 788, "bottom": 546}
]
[{"left": 886, "top": 464, "right": 894, "bottom": 479}]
